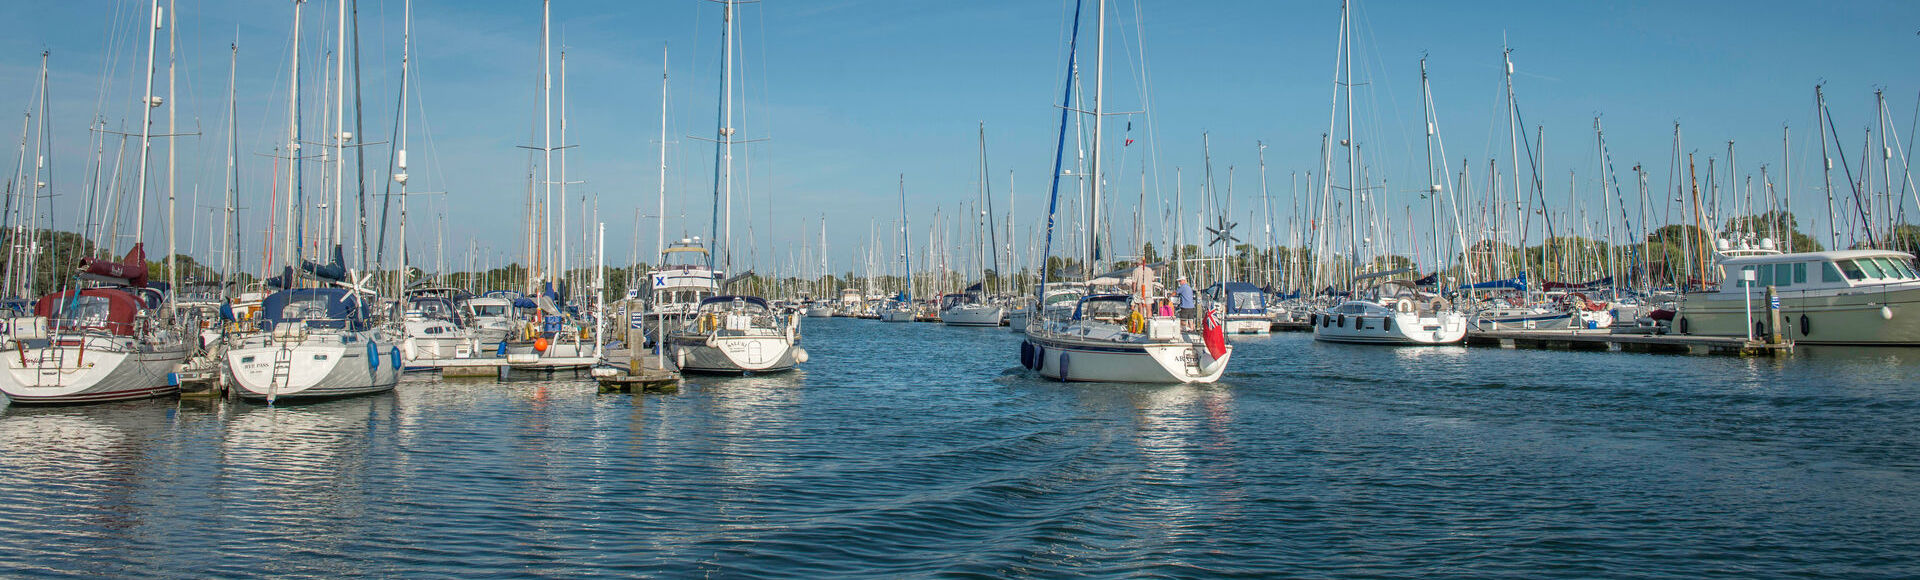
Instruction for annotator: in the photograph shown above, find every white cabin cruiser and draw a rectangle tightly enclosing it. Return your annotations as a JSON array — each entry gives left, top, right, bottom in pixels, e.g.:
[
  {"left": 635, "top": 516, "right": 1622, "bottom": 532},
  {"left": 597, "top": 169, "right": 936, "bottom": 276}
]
[
  {"left": 641, "top": 240, "right": 720, "bottom": 345},
  {"left": 1675, "top": 248, "right": 1920, "bottom": 344}
]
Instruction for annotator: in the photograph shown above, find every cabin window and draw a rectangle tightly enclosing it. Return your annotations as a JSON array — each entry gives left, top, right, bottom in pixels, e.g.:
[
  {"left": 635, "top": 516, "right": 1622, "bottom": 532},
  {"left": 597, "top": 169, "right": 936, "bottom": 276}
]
[
  {"left": 1231, "top": 292, "right": 1263, "bottom": 312},
  {"left": 1773, "top": 263, "right": 1793, "bottom": 287},
  {"left": 1757, "top": 264, "right": 1775, "bottom": 286},
  {"left": 1839, "top": 260, "right": 1868, "bottom": 281},
  {"left": 281, "top": 297, "right": 332, "bottom": 321},
  {"left": 1794, "top": 262, "right": 1808, "bottom": 284},
  {"left": 1824, "top": 261, "right": 1846, "bottom": 282},
  {"left": 58, "top": 295, "right": 115, "bottom": 328},
  {"left": 1894, "top": 259, "right": 1920, "bottom": 279},
  {"left": 1876, "top": 258, "right": 1915, "bottom": 280},
  {"left": 1857, "top": 259, "right": 1889, "bottom": 280}
]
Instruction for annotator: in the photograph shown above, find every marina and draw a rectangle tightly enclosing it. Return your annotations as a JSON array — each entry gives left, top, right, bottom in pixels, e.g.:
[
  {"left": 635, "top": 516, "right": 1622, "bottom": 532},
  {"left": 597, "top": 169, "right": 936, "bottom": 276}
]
[{"left": 1, "top": 0, "right": 1919, "bottom": 575}]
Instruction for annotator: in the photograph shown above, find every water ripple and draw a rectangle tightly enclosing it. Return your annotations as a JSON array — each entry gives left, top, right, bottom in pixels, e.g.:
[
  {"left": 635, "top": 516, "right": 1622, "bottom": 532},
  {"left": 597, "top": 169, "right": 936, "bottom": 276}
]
[{"left": 1, "top": 319, "right": 1918, "bottom": 577}]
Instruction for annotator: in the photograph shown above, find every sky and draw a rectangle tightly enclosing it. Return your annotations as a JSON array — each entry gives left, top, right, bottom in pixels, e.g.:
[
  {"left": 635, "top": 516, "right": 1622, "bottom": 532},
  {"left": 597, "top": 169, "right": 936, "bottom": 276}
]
[{"left": 0, "top": 0, "right": 1916, "bottom": 279}]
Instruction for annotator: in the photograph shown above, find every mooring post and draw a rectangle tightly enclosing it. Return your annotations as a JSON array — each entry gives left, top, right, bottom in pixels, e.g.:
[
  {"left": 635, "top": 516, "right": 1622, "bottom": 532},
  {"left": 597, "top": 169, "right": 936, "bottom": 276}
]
[{"left": 1766, "top": 285, "right": 1783, "bottom": 345}]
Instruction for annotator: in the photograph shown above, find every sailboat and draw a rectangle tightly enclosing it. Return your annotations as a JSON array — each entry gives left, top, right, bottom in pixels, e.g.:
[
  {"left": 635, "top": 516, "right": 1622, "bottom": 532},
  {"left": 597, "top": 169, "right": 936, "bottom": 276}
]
[
  {"left": 225, "top": 0, "right": 402, "bottom": 402},
  {"left": 665, "top": 0, "right": 805, "bottom": 374},
  {"left": 0, "top": 1, "right": 193, "bottom": 404},
  {"left": 879, "top": 175, "right": 917, "bottom": 322},
  {"left": 1310, "top": 0, "right": 1467, "bottom": 346},
  {"left": 1019, "top": 0, "right": 1232, "bottom": 383},
  {"left": 941, "top": 123, "right": 1007, "bottom": 327}
]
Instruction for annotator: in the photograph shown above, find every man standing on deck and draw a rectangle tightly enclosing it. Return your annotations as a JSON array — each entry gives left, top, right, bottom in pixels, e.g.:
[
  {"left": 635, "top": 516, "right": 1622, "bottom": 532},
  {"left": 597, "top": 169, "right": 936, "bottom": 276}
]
[{"left": 1175, "top": 276, "right": 1197, "bottom": 326}]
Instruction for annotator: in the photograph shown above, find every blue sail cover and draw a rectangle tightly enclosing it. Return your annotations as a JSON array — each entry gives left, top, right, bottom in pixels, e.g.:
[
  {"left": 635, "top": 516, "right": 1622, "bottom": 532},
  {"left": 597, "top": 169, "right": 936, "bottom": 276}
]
[
  {"left": 259, "top": 287, "right": 369, "bottom": 331},
  {"left": 1220, "top": 282, "right": 1266, "bottom": 315},
  {"left": 1462, "top": 272, "right": 1528, "bottom": 291}
]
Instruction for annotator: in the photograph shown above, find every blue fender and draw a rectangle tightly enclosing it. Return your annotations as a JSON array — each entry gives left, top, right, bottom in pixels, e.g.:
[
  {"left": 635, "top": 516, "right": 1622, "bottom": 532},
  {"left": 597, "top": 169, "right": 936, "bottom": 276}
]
[
  {"left": 367, "top": 341, "right": 380, "bottom": 370},
  {"left": 391, "top": 347, "right": 403, "bottom": 373},
  {"left": 496, "top": 341, "right": 509, "bottom": 357},
  {"left": 1019, "top": 341, "right": 1034, "bottom": 369}
]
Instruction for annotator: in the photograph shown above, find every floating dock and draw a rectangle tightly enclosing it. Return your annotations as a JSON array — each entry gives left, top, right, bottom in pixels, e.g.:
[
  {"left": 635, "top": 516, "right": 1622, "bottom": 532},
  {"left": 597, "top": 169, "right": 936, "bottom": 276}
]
[
  {"left": 1465, "top": 328, "right": 1792, "bottom": 356},
  {"left": 596, "top": 353, "right": 680, "bottom": 393}
]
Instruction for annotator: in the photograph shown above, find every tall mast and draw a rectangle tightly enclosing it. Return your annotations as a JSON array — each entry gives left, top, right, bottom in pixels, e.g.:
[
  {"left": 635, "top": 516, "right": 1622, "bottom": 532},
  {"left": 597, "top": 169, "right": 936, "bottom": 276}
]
[
  {"left": 284, "top": 0, "right": 304, "bottom": 271},
  {"left": 541, "top": 0, "right": 553, "bottom": 288},
  {"left": 395, "top": 0, "right": 412, "bottom": 289},
  {"left": 900, "top": 175, "right": 911, "bottom": 299},
  {"left": 332, "top": 0, "right": 346, "bottom": 254},
  {"left": 1419, "top": 58, "right": 1440, "bottom": 277},
  {"left": 1087, "top": 0, "right": 1106, "bottom": 277},
  {"left": 1342, "top": 0, "right": 1359, "bottom": 287},
  {"left": 167, "top": 0, "right": 177, "bottom": 296},
  {"left": 559, "top": 49, "right": 569, "bottom": 292},
  {"left": 708, "top": 0, "right": 737, "bottom": 272},
  {"left": 1503, "top": 44, "right": 1522, "bottom": 294},
  {"left": 133, "top": 0, "right": 161, "bottom": 253},
  {"left": 656, "top": 43, "right": 668, "bottom": 264},
  {"left": 223, "top": 40, "right": 239, "bottom": 286}
]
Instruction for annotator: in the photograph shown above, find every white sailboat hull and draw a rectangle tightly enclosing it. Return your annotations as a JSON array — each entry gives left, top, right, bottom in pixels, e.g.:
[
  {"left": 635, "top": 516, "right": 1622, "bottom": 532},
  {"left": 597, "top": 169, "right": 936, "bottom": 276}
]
[
  {"left": 1036, "top": 330, "right": 1228, "bottom": 386},
  {"left": 0, "top": 338, "right": 190, "bottom": 404},
  {"left": 940, "top": 304, "right": 1004, "bottom": 327},
  {"left": 879, "top": 308, "right": 916, "bottom": 322},
  {"left": 670, "top": 334, "right": 798, "bottom": 374},
  {"left": 1312, "top": 311, "right": 1468, "bottom": 345},
  {"left": 227, "top": 334, "right": 401, "bottom": 401}
]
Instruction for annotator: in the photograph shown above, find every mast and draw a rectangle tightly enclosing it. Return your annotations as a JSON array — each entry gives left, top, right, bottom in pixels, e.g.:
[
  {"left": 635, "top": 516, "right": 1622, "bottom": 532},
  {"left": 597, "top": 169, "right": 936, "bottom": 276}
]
[
  {"left": 332, "top": 0, "right": 346, "bottom": 257},
  {"left": 284, "top": 0, "right": 304, "bottom": 272},
  {"left": 656, "top": 43, "right": 668, "bottom": 264},
  {"left": 167, "top": 0, "right": 177, "bottom": 299},
  {"left": 541, "top": 0, "right": 552, "bottom": 289},
  {"left": 395, "top": 0, "right": 412, "bottom": 289},
  {"left": 1339, "top": 0, "right": 1359, "bottom": 287},
  {"left": 223, "top": 40, "right": 239, "bottom": 287},
  {"left": 899, "top": 175, "right": 911, "bottom": 299},
  {"left": 1086, "top": 0, "right": 1106, "bottom": 277},
  {"left": 708, "top": 0, "right": 737, "bottom": 273},
  {"left": 1816, "top": 85, "right": 1838, "bottom": 249},
  {"left": 133, "top": 0, "right": 161, "bottom": 260}
]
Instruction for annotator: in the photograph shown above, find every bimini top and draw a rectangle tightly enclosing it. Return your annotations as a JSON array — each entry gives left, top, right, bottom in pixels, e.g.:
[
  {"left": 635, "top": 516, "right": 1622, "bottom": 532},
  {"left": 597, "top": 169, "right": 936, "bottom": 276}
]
[
  {"left": 1072, "top": 293, "right": 1134, "bottom": 321},
  {"left": 260, "top": 287, "right": 370, "bottom": 331},
  {"left": 35, "top": 288, "right": 145, "bottom": 336}
]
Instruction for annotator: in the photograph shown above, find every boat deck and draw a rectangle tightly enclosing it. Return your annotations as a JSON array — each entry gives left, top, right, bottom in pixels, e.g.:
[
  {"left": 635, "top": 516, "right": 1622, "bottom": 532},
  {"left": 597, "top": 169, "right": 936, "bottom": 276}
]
[{"left": 1465, "top": 328, "right": 1792, "bottom": 356}]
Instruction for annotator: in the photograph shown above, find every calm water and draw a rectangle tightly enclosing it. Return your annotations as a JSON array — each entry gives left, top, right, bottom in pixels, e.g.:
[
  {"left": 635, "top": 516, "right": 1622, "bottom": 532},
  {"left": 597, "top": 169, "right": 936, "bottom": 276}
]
[{"left": 3, "top": 317, "right": 1919, "bottom": 578}]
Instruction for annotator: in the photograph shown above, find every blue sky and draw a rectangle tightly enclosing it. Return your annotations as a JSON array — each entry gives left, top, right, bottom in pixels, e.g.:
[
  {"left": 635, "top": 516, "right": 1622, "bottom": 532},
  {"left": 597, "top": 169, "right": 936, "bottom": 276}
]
[{"left": 0, "top": 0, "right": 1916, "bottom": 277}]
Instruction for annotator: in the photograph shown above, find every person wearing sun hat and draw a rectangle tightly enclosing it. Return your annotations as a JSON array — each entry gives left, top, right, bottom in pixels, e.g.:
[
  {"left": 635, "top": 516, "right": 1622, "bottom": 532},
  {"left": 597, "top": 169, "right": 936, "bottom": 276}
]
[{"left": 1175, "top": 275, "right": 1196, "bottom": 323}]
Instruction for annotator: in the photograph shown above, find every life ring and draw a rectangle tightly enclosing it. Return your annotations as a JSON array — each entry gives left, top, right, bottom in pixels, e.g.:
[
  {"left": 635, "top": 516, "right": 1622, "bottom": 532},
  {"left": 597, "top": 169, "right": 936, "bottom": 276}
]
[
  {"left": 1396, "top": 300, "right": 1414, "bottom": 314},
  {"left": 1126, "top": 311, "right": 1145, "bottom": 334},
  {"left": 1057, "top": 352, "right": 1071, "bottom": 382}
]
